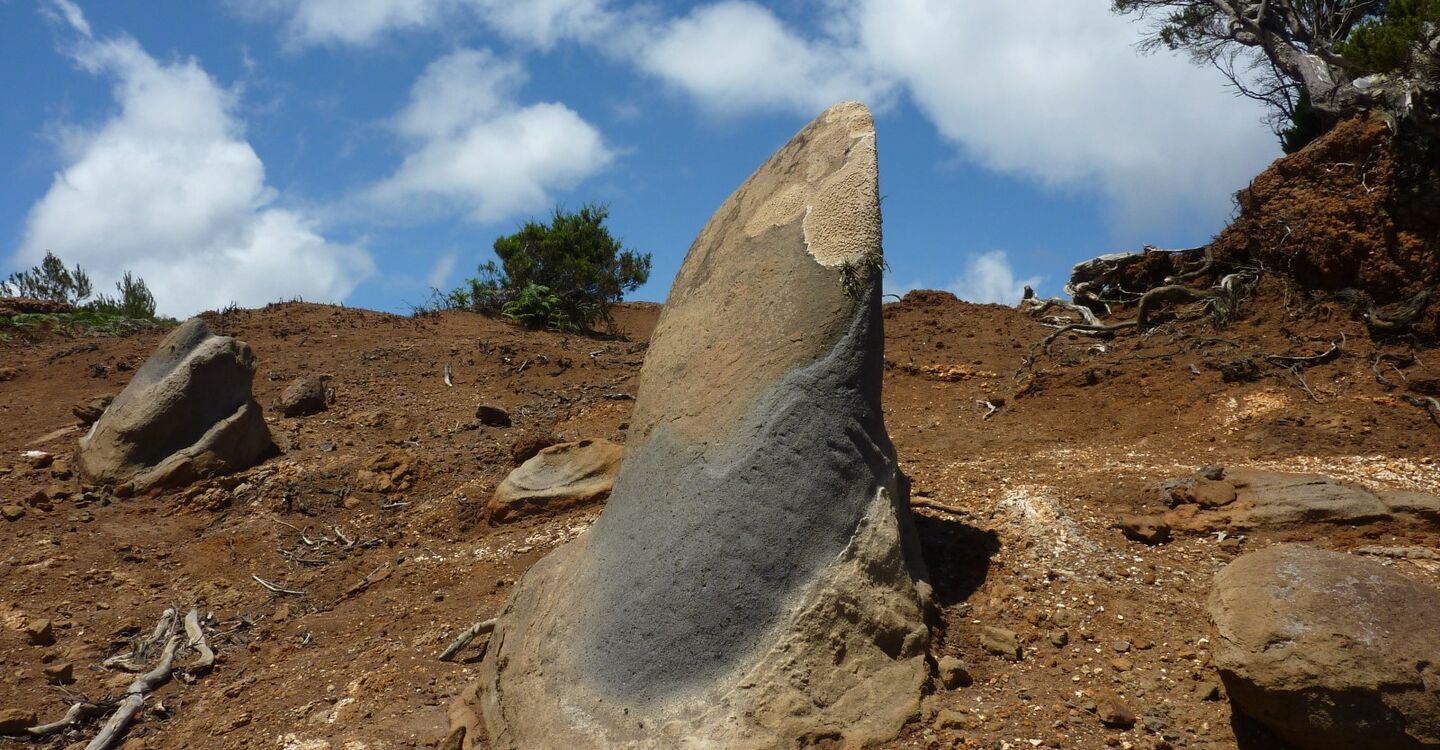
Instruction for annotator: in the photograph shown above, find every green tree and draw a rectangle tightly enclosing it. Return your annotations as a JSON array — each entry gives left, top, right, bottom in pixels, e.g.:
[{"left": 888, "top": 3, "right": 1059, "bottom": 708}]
[
  {"left": 1339, "top": 0, "right": 1440, "bottom": 74},
  {"left": 1113, "top": 0, "right": 1439, "bottom": 149},
  {"left": 89, "top": 272, "right": 158, "bottom": 319},
  {"left": 1, "top": 251, "right": 93, "bottom": 305},
  {"left": 459, "top": 204, "right": 651, "bottom": 330},
  {"left": 2, "top": 252, "right": 161, "bottom": 320}
]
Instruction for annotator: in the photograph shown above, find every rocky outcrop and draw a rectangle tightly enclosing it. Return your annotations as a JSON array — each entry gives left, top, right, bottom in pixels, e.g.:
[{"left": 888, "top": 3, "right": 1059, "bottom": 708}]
[
  {"left": 462, "top": 102, "right": 930, "bottom": 749},
  {"left": 1210, "top": 545, "right": 1440, "bottom": 749},
  {"left": 77, "top": 319, "right": 274, "bottom": 491},
  {"left": 489, "top": 439, "right": 623, "bottom": 524},
  {"left": 1156, "top": 467, "right": 1436, "bottom": 533}
]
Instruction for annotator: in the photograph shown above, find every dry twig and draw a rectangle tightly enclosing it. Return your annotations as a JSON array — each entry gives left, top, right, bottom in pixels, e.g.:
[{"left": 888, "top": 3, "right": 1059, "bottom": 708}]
[
  {"left": 252, "top": 575, "right": 306, "bottom": 596},
  {"left": 439, "top": 619, "right": 497, "bottom": 661}
]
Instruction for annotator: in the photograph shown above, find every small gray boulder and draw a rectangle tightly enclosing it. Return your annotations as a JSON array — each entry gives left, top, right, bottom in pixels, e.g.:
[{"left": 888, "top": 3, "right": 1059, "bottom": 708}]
[{"left": 77, "top": 318, "right": 274, "bottom": 491}]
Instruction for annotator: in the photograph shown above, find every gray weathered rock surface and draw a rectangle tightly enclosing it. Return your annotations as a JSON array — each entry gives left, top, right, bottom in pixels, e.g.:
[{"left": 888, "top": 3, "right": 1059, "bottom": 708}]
[
  {"left": 1224, "top": 469, "right": 1391, "bottom": 526},
  {"left": 1160, "top": 468, "right": 1415, "bottom": 532},
  {"left": 463, "top": 101, "right": 930, "bottom": 749},
  {"left": 1210, "top": 544, "right": 1440, "bottom": 749},
  {"left": 77, "top": 318, "right": 274, "bottom": 490},
  {"left": 488, "top": 439, "right": 623, "bottom": 524}
]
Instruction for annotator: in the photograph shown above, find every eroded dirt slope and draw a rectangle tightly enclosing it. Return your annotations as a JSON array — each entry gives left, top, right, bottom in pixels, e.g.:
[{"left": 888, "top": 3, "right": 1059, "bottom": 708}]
[{"left": 1, "top": 289, "right": 1437, "bottom": 750}]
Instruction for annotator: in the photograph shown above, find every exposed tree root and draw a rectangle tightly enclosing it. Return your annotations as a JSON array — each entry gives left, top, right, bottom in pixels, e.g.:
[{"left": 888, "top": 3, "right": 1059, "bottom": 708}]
[
  {"left": 27, "top": 702, "right": 104, "bottom": 737},
  {"left": 1403, "top": 394, "right": 1440, "bottom": 428},
  {"left": 87, "top": 634, "right": 181, "bottom": 750},
  {"left": 439, "top": 619, "right": 497, "bottom": 662},
  {"left": 1265, "top": 335, "right": 1345, "bottom": 367},
  {"left": 29, "top": 608, "right": 217, "bottom": 746}
]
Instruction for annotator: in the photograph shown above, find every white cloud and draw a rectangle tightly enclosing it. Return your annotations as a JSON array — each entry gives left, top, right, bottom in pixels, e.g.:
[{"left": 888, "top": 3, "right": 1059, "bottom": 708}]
[
  {"left": 463, "top": 0, "right": 621, "bottom": 50},
  {"left": 244, "top": 0, "right": 1278, "bottom": 235},
  {"left": 944, "top": 251, "right": 1040, "bottom": 305},
  {"left": 246, "top": 0, "right": 621, "bottom": 48},
  {"left": 369, "top": 48, "right": 615, "bottom": 223},
  {"left": 636, "top": 1, "right": 889, "bottom": 116},
  {"left": 16, "top": 30, "right": 373, "bottom": 317},
  {"left": 849, "top": 0, "right": 1276, "bottom": 233},
  {"left": 427, "top": 251, "right": 458, "bottom": 288},
  {"left": 42, "top": 0, "right": 92, "bottom": 37},
  {"left": 252, "top": 0, "right": 450, "bottom": 47}
]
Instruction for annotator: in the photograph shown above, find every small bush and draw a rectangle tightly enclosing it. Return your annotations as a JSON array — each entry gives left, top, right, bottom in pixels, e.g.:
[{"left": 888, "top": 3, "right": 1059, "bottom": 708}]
[
  {"left": 444, "top": 204, "right": 651, "bottom": 330},
  {"left": 0, "top": 252, "right": 168, "bottom": 340},
  {"left": 501, "top": 284, "right": 571, "bottom": 330},
  {"left": 89, "top": 272, "right": 158, "bottom": 319},
  {"left": 0, "top": 251, "right": 92, "bottom": 305}
]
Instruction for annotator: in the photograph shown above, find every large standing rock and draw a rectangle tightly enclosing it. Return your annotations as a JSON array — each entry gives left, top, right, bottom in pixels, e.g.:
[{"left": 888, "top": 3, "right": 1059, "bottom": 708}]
[
  {"left": 489, "top": 439, "right": 623, "bottom": 524},
  {"left": 465, "top": 102, "right": 930, "bottom": 749},
  {"left": 77, "top": 319, "right": 274, "bottom": 490},
  {"left": 1210, "top": 545, "right": 1440, "bottom": 749}
]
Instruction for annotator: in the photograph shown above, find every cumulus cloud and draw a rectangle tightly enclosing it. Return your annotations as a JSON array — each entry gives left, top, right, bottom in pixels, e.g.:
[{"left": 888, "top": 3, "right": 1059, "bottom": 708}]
[
  {"left": 246, "top": 0, "right": 451, "bottom": 47},
  {"left": 942, "top": 251, "right": 1040, "bottom": 305},
  {"left": 245, "top": 0, "right": 622, "bottom": 48},
  {"left": 247, "top": 0, "right": 1276, "bottom": 236},
  {"left": 850, "top": 0, "right": 1277, "bottom": 233},
  {"left": 369, "top": 48, "right": 615, "bottom": 223},
  {"left": 16, "top": 26, "right": 373, "bottom": 317},
  {"left": 636, "top": 2, "right": 889, "bottom": 116},
  {"left": 463, "top": 0, "right": 621, "bottom": 50}
]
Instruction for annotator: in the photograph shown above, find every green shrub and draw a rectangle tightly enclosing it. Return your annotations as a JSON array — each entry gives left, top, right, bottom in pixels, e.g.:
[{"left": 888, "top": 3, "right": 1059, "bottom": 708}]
[
  {"left": 1, "top": 253, "right": 166, "bottom": 339},
  {"left": 447, "top": 204, "right": 650, "bottom": 330},
  {"left": 89, "top": 272, "right": 158, "bottom": 319},
  {"left": 500, "top": 284, "right": 571, "bottom": 329},
  {"left": 0, "top": 251, "right": 93, "bottom": 304}
]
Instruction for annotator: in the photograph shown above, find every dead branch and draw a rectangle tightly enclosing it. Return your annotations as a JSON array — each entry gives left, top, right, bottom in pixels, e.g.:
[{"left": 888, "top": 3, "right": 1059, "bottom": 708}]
[
  {"left": 1402, "top": 394, "right": 1440, "bottom": 428},
  {"left": 977, "top": 399, "right": 1000, "bottom": 419},
  {"left": 1136, "top": 285, "right": 1217, "bottom": 326},
  {"left": 252, "top": 575, "right": 306, "bottom": 596},
  {"left": 1265, "top": 335, "right": 1345, "bottom": 367},
  {"left": 1163, "top": 245, "right": 1215, "bottom": 284},
  {"left": 1372, "top": 352, "right": 1414, "bottom": 389},
  {"left": 86, "top": 635, "right": 181, "bottom": 750},
  {"left": 27, "top": 702, "right": 104, "bottom": 737},
  {"left": 104, "top": 608, "right": 177, "bottom": 672},
  {"left": 1040, "top": 321, "right": 1138, "bottom": 353},
  {"left": 340, "top": 565, "right": 390, "bottom": 600},
  {"left": 1019, "top": 296, "right": 1102, "bottom": 326},
  {"left": 183, "top": 609, "right": 215, "bottom": 672},
  {"left": 443, "top": 363, "right": 454, "bottom": 387},
  {"left": 910, "top": 498, "right": 967, "bottom": 515},
  {"left": 439, "top": 619, "right": 497, "bottom": 661}
]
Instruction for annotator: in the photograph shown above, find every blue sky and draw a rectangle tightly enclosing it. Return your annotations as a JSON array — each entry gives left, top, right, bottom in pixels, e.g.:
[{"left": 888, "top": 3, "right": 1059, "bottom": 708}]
[{"left": 1, "top": 0, "right": 1280, "bottom": 317}]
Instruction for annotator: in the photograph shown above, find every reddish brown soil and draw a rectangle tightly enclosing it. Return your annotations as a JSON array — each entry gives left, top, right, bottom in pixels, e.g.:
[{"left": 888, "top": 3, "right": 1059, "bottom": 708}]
[
  {"left": 1211, "top": 117, "right": 1440, "bottom": 333},
  {"left": 3, "top": 121, "right": 1440, "bottom": 750},
  {"left": 1, "top": 289, "right": 1437, "bottom": 750}
]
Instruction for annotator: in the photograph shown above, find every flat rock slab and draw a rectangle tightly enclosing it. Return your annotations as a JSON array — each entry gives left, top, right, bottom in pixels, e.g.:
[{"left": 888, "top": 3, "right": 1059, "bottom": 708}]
[
  {"left": 489, "top": 439, "right": 623, "bottom": 524},
  {"left": 1210, "top": 544, "right": 1440, "bottom": 750},
  {"left": 466, "top": 101, "right": 930, "bottom": 749},
  {"left": 1379, "top": 490, "right": 1440, "bottom": 522},
  {"left": 1162, "top": 468, "right": 1403, "bottom": 531},
  {"left": 77, "top": 318, "right": 273, "bottom": 491}
]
